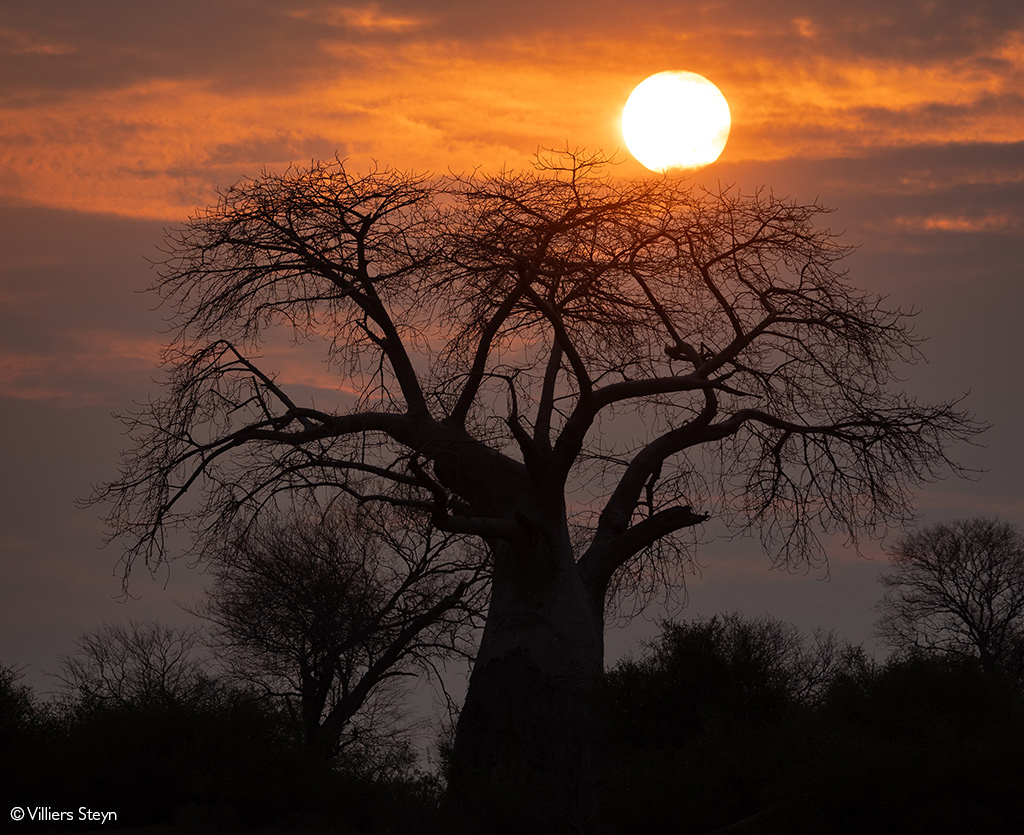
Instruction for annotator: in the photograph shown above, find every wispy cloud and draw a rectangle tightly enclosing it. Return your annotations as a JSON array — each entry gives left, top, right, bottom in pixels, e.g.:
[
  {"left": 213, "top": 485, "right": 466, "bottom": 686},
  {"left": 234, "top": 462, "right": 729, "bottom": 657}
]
[
  {"left": 0, "top": 329, "right": 364, "bottom": 407},
  {"left": 0, "top": 25, "right": 75, "bottom": 56},
  {"left": 288, "top": 3, "right": 432, "bottom": 32},
  {"left": 893, "top": 213, "right": 1022, "bottom": 233},
  {"left": 0, "top": 330, "right": 162, "bottom": 406}
]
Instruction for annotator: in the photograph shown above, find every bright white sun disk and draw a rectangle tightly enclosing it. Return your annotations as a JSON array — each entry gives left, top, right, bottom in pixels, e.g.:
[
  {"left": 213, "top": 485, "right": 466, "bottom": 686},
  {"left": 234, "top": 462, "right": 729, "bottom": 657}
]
[{"left": 622, "top": 71, "right": 731, "bottom": 172}]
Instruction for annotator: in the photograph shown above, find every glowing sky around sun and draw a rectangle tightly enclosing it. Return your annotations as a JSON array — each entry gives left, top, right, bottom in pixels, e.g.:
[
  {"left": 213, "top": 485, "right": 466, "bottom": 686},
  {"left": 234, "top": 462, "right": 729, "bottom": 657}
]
[{"left": 1, "top": 1, "right": 1022, "bottom": 218}]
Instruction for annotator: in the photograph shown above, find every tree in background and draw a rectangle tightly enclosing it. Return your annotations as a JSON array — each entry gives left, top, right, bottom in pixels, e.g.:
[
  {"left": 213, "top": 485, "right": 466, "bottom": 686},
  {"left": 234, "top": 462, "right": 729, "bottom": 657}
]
[
  {"left": 876, "top": 517, "right": 1024, "bottom": 679},
  {"left": 596, "top": 614, "right": 865, "bottom": 834},
  {"left": 92, "top": 152, "right": 979, "bottom": 828},
  {"left": 193, "top": 500, "right": 487, "bottom": 765},
  {"left": 602, "top": 613, "right": 865, "bottom": 746},
  {"left": 0, "top": 662, "right": 35, "bottom": 754},
  {"left": 54, "top": 620, "right": 210, "bottom": 707},
  {"left": 34, "top": 623, "right": 339, "bottom": 829},
  {"left": 596, "top": 614, "right": 1024, "bottom": 835}
]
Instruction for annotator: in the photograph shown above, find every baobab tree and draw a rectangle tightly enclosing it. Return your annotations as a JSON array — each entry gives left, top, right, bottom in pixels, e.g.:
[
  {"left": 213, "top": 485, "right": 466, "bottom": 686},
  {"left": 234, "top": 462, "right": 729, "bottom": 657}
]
[{"left": 92, "top": 151, "right": 978, "bottom": 828}]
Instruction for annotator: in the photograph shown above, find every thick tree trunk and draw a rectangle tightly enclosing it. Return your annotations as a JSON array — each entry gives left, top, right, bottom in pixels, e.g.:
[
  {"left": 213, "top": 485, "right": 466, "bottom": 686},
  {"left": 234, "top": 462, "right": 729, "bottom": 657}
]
[{"left": 448, "top": 507, "right": 605, "bottom": 833}]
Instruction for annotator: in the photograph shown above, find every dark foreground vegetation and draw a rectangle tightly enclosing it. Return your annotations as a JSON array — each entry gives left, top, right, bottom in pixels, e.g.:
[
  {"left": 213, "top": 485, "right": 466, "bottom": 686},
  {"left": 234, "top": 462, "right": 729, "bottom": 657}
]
[
  {"left": 0, "top": 664, "right": 440, "bottom": 834},
  {"left": 595, "top": 614, "right": 1024, "bottom": 835},
  {"left": 4, "top": 612, "right": 1024, "bottom": 834}
]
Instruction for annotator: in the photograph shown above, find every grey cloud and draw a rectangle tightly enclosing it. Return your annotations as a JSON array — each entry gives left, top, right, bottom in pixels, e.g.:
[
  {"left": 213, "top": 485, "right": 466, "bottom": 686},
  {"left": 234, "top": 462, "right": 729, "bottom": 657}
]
[
  {"left": 380, "top": 0, "right": 1024, "bottom": 59},
  {"left": 4, "top": 0, "right": 1022, "bottom": 103},
  {"left": 0, "top": 0, "right": 355, "bottom": 98}
]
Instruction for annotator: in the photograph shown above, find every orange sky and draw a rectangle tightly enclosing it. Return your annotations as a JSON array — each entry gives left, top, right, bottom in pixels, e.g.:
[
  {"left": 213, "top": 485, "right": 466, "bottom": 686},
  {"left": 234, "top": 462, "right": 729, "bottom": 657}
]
[
  {"left": 2, "top": 1, "right": 1022, "bottom": 217},
  {"left": 2, "top": 0, "right": 1023, "bottom": 685}
]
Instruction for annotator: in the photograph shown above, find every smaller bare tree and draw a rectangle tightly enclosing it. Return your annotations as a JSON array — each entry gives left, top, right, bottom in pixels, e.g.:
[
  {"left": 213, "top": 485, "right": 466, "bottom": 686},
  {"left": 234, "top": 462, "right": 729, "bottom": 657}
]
[
  {"left": 54, "top": 620, "right": 210, "bottom": 707},
  {"left": 192, "top": 500, "right": 487, "bottom": 762},
  {"left": 876, "top": 518, "right": 1024, "bottom": 678}
]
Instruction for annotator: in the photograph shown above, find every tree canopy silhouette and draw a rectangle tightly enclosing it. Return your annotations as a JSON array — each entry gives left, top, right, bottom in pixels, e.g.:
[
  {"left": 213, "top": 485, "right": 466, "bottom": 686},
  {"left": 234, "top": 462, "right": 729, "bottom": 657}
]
[
  {"left": 54, "top": 620, "right": 209, "bottom": 708},
  {"left": 193, "top": 500, "right": 486, "bottom": 762},
  {"left": 877, "top": 517, "right": 1024, "bottom": 679},
  {"left": 93, "top": 151, "right": 979, "bottom": 828}
]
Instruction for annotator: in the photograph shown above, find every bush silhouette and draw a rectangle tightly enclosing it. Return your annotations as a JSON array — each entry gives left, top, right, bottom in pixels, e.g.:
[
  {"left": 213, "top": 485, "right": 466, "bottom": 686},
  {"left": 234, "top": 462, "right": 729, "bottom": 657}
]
[
  {"left": 595, "top": 617, "right": 1024, "bottom": 835},
  {"left": 2, "top": 658, "right": 441, "bottom": 833}
]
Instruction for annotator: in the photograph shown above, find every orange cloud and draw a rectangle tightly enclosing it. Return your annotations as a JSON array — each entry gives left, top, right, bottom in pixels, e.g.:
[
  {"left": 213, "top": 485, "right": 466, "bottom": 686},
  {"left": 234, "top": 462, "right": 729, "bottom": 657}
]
[
  {"left": 0, "top": 325, "right": 361, "bottom": 407},
  {"left": 892, "top": 213, "right": 1022, "bottom": 233},
  {"left": 287, "top": 3, "right": 432, "bottom": 32}
]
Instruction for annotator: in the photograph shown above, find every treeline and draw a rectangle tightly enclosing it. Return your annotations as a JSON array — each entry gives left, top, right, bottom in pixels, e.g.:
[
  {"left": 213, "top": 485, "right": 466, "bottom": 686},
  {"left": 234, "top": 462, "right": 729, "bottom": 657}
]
[
  {"left": 0, "top": 657, "right": 439, "bottom": 833},
  {"left": 594, "top": 613, "right": 1024, "bottom": 834},
  {"left": 4, "top": 612, "right": 1024, "bottom": 833}
]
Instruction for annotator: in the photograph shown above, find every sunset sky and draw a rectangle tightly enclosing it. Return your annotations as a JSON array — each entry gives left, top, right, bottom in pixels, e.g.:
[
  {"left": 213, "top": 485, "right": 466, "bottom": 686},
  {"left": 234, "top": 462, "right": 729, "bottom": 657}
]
[{"left": 2, "top": 0, "right": 1023, "bottom": 690}]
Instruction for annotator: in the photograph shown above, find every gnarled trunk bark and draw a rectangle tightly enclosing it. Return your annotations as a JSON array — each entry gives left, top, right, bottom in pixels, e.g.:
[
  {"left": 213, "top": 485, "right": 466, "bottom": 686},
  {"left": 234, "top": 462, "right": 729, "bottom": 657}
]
[{"left": 448, "top": 506, "right": 605, "bottom": 832}]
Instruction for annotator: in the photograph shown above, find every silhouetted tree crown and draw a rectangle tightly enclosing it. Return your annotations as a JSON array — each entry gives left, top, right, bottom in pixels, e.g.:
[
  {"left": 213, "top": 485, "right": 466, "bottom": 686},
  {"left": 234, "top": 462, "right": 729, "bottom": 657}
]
[
  {"left": 97, "top": 152, "right": 976, "bottom": 583},
  {"left": 877, "top": 517, "right": 1024, "bottom": 679},
  {"left": 193, "top": 501, "right": 486, "bottom": 762},
  {"left": 53, "top": 620, "right": 210, "bottom": 708}
]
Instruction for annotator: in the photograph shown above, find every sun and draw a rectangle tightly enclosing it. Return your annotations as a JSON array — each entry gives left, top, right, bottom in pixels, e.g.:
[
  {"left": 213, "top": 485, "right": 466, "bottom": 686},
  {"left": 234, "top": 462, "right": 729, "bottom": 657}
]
[{"left": 622, "top": 71, "right": 731, "bottom": 173}]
